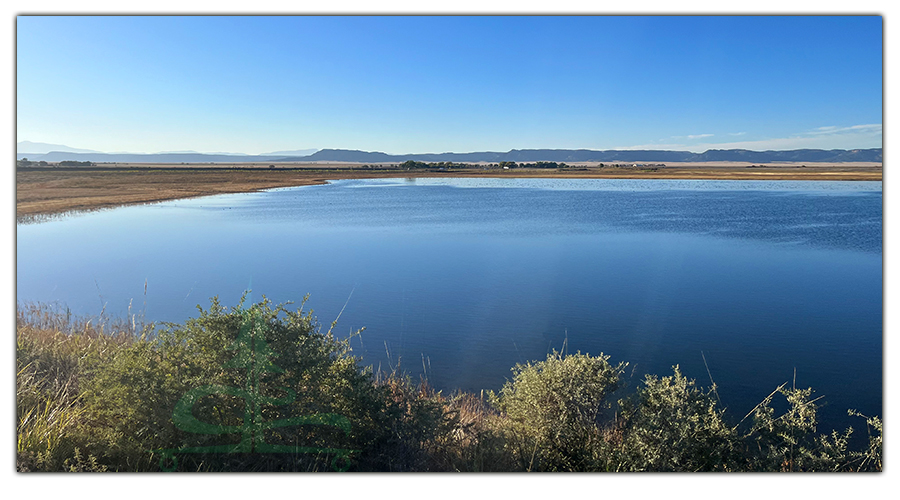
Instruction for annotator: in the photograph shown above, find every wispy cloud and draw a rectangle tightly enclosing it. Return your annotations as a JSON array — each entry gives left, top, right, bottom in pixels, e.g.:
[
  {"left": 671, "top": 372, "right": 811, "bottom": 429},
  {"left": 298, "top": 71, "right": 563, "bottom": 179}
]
[
  {"left": 671, "top": 133, "right": 714, "bottom": 140},
  {"left": 806, "top": 124, "right": 882, "bottom": 136},
  {"left": 621, "top": 124, "right": 881, "bottom": 153}
]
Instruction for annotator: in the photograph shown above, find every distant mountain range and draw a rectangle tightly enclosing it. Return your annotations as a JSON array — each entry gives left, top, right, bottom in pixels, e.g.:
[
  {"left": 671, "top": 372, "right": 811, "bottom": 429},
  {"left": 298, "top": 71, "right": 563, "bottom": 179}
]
[
  {"left": 263, "top": 148, "right": 319, "bottom": 156},
  {"left": 17, "top": 141, "right": 102, "bottom": 155},
  {"left": 299, "top": 148, "right": 883, "bottom": 164},
  {"left": 16, "top": 144, "right": 883, "bottom": 164}
]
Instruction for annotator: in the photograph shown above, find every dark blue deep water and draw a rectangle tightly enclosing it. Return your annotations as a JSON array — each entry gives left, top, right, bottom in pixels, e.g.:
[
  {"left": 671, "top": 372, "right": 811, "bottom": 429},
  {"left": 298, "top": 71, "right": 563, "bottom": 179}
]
[{"left": 17, "top": 178, "right": 882, "bottom": 432}]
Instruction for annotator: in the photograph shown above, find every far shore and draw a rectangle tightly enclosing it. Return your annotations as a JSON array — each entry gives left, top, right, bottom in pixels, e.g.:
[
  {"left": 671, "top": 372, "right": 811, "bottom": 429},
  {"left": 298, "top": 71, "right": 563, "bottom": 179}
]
[{"left": 16, "top": 162, "right": 883, "bottom": 220}]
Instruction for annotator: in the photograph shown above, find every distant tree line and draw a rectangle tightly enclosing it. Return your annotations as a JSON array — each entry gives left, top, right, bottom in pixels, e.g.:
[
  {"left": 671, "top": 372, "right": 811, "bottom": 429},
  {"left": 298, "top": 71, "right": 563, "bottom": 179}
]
[
  {"left": 399, "top": 160, "right": 472, "bottom": 169},
  {"left": 391, "top": 160, "right": 575, "bottom": 170},
  {"left": 16, "top": 158, "right": 49, "bottom": 168},
  {"left": 510, "top": 161, "right": 571, "bottom": 169},
  {"left": 18, "top": 159, "right": 95, "bottom": 168},
  {"left": 346, "top": 161, "right": 671, "bottom": 171}
]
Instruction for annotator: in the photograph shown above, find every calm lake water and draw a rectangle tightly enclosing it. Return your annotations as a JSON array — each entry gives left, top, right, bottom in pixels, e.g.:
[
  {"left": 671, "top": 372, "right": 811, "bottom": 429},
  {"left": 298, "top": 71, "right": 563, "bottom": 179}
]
[{"left": 17, "top": 178, "right": 883, "bottom": 432}]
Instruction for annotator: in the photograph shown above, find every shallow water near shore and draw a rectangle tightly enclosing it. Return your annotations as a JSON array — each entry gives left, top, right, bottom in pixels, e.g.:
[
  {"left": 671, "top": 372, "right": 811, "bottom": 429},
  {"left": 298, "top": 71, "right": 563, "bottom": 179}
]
[{"left": 17, "top": 178, "right": 882, "bottom": 433}]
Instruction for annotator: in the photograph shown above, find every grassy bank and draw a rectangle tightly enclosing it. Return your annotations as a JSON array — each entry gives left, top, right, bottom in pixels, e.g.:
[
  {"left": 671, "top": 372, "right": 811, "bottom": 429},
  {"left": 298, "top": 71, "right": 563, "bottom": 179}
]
[
  {"left": 16, "top": 298, "right": 882, "bottom": 472},
  {"left": 16, "top": 164, "right": 882, "bottom": 220}
]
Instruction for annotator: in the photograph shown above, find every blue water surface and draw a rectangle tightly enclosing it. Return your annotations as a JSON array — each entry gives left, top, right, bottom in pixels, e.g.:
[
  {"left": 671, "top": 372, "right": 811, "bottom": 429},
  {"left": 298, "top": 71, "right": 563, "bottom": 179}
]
[{"left": 17, "top": 178, "right": 883, "bottom": 433}]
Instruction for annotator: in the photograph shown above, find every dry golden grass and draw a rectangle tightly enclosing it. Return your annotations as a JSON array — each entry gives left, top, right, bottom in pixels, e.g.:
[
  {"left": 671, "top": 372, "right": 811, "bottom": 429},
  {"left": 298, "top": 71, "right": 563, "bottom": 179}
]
[
  {"left": 16, "top": 303, "right": 139, "bottom": 470},
  {"left": 17, "top": 164, "right": 882, "bottom": 219}
]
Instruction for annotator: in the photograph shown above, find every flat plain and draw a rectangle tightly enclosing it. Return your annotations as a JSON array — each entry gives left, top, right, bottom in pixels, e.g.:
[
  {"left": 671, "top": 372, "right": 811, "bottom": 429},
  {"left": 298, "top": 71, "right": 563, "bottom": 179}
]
[{"left": 15, "top": 162, "right": 883, "bottom": 219}]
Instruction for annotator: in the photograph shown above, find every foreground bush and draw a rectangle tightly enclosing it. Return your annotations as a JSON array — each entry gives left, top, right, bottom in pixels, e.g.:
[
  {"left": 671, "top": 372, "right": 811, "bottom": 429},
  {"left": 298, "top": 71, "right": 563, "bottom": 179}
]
[
  {"left": 16, "top": 298, "right": 882, "bottom": 472},
  {"left": 742, "top": 385, "right": 883, "bottom": 472},
  {"left": 79, "top": 295, "right": 382, "bottom": 471},
  {"left": 18, "top": 297, "right": 449, "bottom": 471},
  {"left": 490, "top": 351, "right": 626, "bottom": 471},
  {"left": 617, "top": 367, "right": 739, "bottom": 471}
]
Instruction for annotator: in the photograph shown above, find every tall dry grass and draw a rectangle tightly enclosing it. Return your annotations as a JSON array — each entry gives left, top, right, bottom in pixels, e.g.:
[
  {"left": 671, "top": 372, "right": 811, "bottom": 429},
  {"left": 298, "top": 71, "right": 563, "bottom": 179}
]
[{"left": 16, "top": 302, "right": 146, "bottom": 471}]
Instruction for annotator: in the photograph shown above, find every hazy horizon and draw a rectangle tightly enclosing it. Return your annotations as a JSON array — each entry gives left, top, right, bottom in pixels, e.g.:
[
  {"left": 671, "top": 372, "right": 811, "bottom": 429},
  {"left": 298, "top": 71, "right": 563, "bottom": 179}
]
[{"left": 14, "top": 140, "right": 884, "bottom": 158}]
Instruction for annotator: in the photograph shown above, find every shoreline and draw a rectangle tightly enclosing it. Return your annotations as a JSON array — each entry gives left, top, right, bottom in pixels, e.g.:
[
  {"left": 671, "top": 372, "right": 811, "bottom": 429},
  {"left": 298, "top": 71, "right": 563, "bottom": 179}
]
[{"left": 16, "top": 165, "right": 883, "bottom": 220}]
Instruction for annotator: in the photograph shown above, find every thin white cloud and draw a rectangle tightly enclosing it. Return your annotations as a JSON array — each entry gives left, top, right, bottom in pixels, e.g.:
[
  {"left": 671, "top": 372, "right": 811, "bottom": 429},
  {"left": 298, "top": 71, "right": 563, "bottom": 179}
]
[
  {"left": 728, "top": 132, "right": 747, "bottom": 136},
  {"left": 806, "top": 124, "right": 882, "bottom": 136},
  {"left": 621, "top": 124, "right": 881, "bottom": 153},
  {"left": 671, "top": 133, "right": 714, "bottom": 140}
]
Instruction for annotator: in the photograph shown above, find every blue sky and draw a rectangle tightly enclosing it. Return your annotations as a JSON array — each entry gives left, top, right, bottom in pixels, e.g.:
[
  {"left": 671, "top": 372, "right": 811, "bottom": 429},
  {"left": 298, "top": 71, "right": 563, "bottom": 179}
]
[{"left": 16, "top": 16, "right": 883, "bottom": 154}]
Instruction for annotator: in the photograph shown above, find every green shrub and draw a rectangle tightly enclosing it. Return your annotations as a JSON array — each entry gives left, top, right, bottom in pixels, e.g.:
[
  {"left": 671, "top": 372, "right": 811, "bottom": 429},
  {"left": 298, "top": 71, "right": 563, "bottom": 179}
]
[
  {"left": 742, "top": 385, "right": 882, "bottom": 472},
  {"left": 490, "top": 351, "right": 626, "bottom": 471},
  {"left": 743, "top": 383, "right": 821, "bottom": 471},
  {"left": 365, "top": 374, "right": 455, "bottom": 471},
  {"left": 617, "top": 366, "right": 739, "bottom": 471},
  {"left": 78, "top": 295, "right": 399, "bottom": 471},
  {"left": 845, "top": 410, "right": 882, "bottom": 472}
]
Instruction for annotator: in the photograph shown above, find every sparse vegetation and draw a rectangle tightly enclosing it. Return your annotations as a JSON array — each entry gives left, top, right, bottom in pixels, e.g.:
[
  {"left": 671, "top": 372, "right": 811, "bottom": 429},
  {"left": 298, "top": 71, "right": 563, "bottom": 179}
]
[
  {"left": 16, "top": 166, "right": 882, "bottom": 220},
  {"left": 16, "top": 298, "right": 882, "bottom": 472}
]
